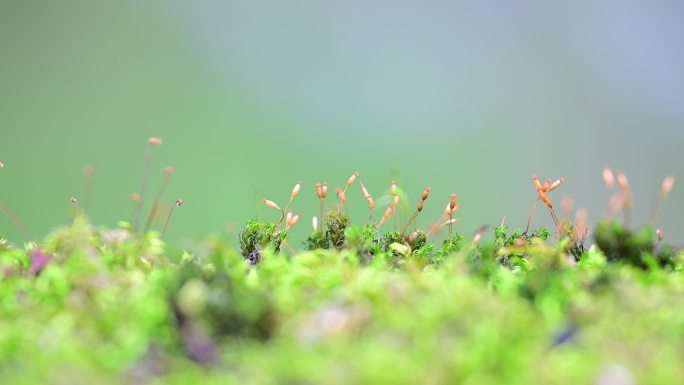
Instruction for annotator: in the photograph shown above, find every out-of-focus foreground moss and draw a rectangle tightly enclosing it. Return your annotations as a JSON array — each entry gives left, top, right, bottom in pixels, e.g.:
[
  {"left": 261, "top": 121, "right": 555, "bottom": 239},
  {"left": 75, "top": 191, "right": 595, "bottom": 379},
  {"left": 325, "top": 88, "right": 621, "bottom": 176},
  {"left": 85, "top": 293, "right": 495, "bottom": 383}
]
[{"left": 1, "top": 216, "right": 683, "bottom": 385}]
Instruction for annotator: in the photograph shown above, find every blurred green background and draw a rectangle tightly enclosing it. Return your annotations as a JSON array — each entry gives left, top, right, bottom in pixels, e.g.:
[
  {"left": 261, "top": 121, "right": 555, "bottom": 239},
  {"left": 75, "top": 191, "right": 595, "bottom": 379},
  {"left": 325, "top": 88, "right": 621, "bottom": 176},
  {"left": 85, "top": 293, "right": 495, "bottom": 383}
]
[{"left": 1, "top": 1, "right": 683, "bottom": 244}]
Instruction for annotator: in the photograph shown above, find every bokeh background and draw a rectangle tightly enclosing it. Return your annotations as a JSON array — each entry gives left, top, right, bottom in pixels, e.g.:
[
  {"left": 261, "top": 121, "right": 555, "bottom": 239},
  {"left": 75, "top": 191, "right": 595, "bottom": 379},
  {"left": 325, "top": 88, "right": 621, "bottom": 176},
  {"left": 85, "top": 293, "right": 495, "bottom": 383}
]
[{"left": 1, "top": 1, "right": 683, "bottom": 245}]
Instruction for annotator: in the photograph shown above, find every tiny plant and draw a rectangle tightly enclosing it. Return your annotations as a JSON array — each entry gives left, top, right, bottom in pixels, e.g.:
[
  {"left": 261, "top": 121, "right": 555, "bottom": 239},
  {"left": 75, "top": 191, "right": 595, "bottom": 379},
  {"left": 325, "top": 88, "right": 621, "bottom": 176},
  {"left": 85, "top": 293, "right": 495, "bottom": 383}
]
[
  {"left": 70, "top": 197, "right": 83, "bottom": 217},
  {"left": 239, "top": 219, "right": 287, "bottom": 265},
  {"left": 145, "top": 166, "right": 174, "bottom": 232},
  {"left": 525, "top": 175, "right": 564, "bottom": 234},
  {"left": 315, "top": 182, "right": 328, "bottom": 231},
  {"left": 595, "top": 171, "right": 677, "bottom": 268},
  {"left": 161, "top": 198, "right": 183, "bottom": 239},
  {"left": 650, "top": 175, "right": 675, "bottom": 224},
  {"left": 134, "top": 137, "right": 163, "bottom": 231},
  {"left": 81, "top": 164, "right": 96, "bottom": 210},
  {"left": 400, "top": 186, "right": 430, "bottom": 241},
  {"left": 358, "top": 180, "right": 375, "bottom": 220}
]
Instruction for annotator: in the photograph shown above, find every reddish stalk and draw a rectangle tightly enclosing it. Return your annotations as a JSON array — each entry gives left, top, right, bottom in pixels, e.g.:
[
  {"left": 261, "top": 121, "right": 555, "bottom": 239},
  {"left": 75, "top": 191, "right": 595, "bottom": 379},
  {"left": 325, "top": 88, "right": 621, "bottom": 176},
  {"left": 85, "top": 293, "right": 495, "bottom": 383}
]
[
  {"left": 0, "top": 162, "right": 33, "bottom": 241},
  {"left": 283, "top": 181, "right": 302, "bottom": 215},
  {"left": 448, "top": 193, "right": 457, "bottom": 236},
  {"left": 335, "top": 187, "right": 346, "bottom": 213},
  {"left": 0, "top": 203, "right": 32, "bottom": 242},
  {"left": 400, "top": 187, "right": 430, "bottom": 241},
  {"left": 70, "top": 197, "right": 82, "bottom": 217},
  {"left": 650, "top": 176, "right": 675, "bottom": 224},
  {"left": 129, "top": 192, "right": 141, "bottom": 226},
  {"left": 524, "top": 198, "right": 540, "bottom": 234},
  {"left": 316, "top": 182, "right": 328, "bottom": 231},
  {"left": 376, "top": 206, "right": 393, "bottom": 230},
  {"left": 135, "top": 137, "right": 162, "bottom": 232},
  {"left": 81, "top": 165, "right": 96, "bottom": 211},
  {"left": 263, "top": 198, "right": 285, "bottom": 225},
  {"left": 527, "top": 175, "right": 564, "bottom": 234},
  {"left": 144, "top": 166, "right": 174, "bottom": 233},
  {"left": 574, "top": 208, "right": 588, "bottom": 243},
  {"left": 161, "top": 198, "right": 183, "bottom": 239},
  {"left": 358, "top": 180, "right": 374, "bottom": 221},
  {"left": 389, "top": 181, "right": 400, "bottom": 231},
  {"left": 616, "top": 171, "right": 632, "bottom": 228}
]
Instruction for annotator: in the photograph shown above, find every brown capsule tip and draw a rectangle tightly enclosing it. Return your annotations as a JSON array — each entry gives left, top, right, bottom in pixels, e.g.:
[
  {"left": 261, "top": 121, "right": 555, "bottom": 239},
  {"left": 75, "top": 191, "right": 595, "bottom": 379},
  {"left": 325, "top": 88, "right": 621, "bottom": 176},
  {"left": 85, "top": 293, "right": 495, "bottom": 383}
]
[
  {"left": 289, "top": 214, "right": 300, "bottom": 227},
  {"left": 546, "top": 178, "right": 565, "bottom": 192},
  {"left": 70, "top": 197, "right": 78, "bottom": 204},
  {"left": 417, "top": 200, "right": 424, "bottom": 212},
  {"left": 81, "top": 164, "right": 96, "bottom": 177},
  {"left": 602, "top": 167, "right": 615, "bottom": 189},
  {"left": 450, "top": 193, "right": 457, "bottom": 209},
  {"left": 661, "top": 176, "right": 675, "bottom": 196},
  {"left": 336, "top": 187, "right": 347, "bottom": 204},
  {"left": 533, "top": 175, "right": 542, "bottom": 190},
  {"left": 346, "top": 172, "right": 359, "bottom": 188},
  {"left": 148, "top": 137, "right": 163, "bottom": 145},
  {"left": 291, "top": 181, "right": 302, "bottom": 198},
  {"left": 263, "top": 199, "right": 281, "bottom": 211},
  {"left": 286, "top": 211, "right": 293, "bottom": 224},
  {"left": 163, "top": 166, "right": 174, "bottom": 176},
  {"left": 473, "top": 233, "right": 482, "bottom": 244},
  {"left": 360, "top": 182, "right": 370, "bottom": 199},
  {"left": 657, "top": 229, "right": 664, "bottom": 241},
  {"left": 176, "top": 198, "right": 183, "bottom": 206},
  {"left": 368, "top": 197, "right": 375, "bottom": 210},
  {"left": 130, "top": 193, "right": 141, "bottom": 202},
  {"left": 409, "top": 231, "right": 419, "bottom": 242},
  {"left": 616, "top": 171, "right": 629, "bottom": 192},
  {"left": 421, "top": 187, "right": 431, "bottom": 201}
]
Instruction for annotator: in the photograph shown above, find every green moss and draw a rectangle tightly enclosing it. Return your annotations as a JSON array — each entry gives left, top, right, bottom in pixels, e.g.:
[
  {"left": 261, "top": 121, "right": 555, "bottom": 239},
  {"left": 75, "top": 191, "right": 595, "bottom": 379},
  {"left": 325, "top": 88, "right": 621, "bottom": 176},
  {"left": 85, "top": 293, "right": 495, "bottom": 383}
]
[
  {"left": 304, "top": 230, "right": 329, "bottom": 250},
  {"left": 325, "top": 210, "right": 349, "bottom": 249},
  {"left": 594, "top": 220, "right": 675, "bottom": 268},
  {"left": 238, "top": 219, "right": 287, "bottom": 265},
  {"left": 3, "top": 170, "right": 684, "bottom": 384}
]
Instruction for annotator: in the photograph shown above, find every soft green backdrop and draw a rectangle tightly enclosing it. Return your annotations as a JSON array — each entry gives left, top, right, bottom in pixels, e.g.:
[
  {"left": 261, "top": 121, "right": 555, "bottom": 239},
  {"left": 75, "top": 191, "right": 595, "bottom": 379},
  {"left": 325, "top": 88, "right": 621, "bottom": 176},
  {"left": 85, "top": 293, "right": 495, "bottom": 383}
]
[{"left": 1, "top": 1, "right": 683, "bottom": 243}]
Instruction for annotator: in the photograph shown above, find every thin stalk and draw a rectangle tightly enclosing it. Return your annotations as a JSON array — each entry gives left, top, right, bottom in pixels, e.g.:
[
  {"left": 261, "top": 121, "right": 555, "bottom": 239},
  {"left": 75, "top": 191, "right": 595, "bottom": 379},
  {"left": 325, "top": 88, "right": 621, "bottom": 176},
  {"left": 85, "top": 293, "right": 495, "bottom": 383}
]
[
  {"left": 319, "top": 199, "right": 324, "bottom": 233},
  {"left": 135, "top": 144, "right": 153, "bottom": 231},
  {"left": 161, "top": 198, "right": 182, "bottom": 239},
  {"left": 0, "top": 202, "right": 32, "bottom": 242},
  {"left": 145, "top": 174, "right": 171, "bottom": 233},
  {"left": 524, "top": 198, "right": 541, "bottom": 234},
  {"left": 400, "top": 211, "right": 419, "bottom": 241}
]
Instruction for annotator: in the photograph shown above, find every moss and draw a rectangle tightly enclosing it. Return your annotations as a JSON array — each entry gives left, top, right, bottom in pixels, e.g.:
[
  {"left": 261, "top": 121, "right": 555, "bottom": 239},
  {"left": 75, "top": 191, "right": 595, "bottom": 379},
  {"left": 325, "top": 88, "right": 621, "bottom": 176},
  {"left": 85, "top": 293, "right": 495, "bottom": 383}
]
[
  {"left": 304, "top": 230, "right": 329, "bottom": 250},
  {"left": 238, "top": 219, "right": 287, "bottom": 265},
  {"left": 325, "top": 210, "right": 349, "bottom": 249}
]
